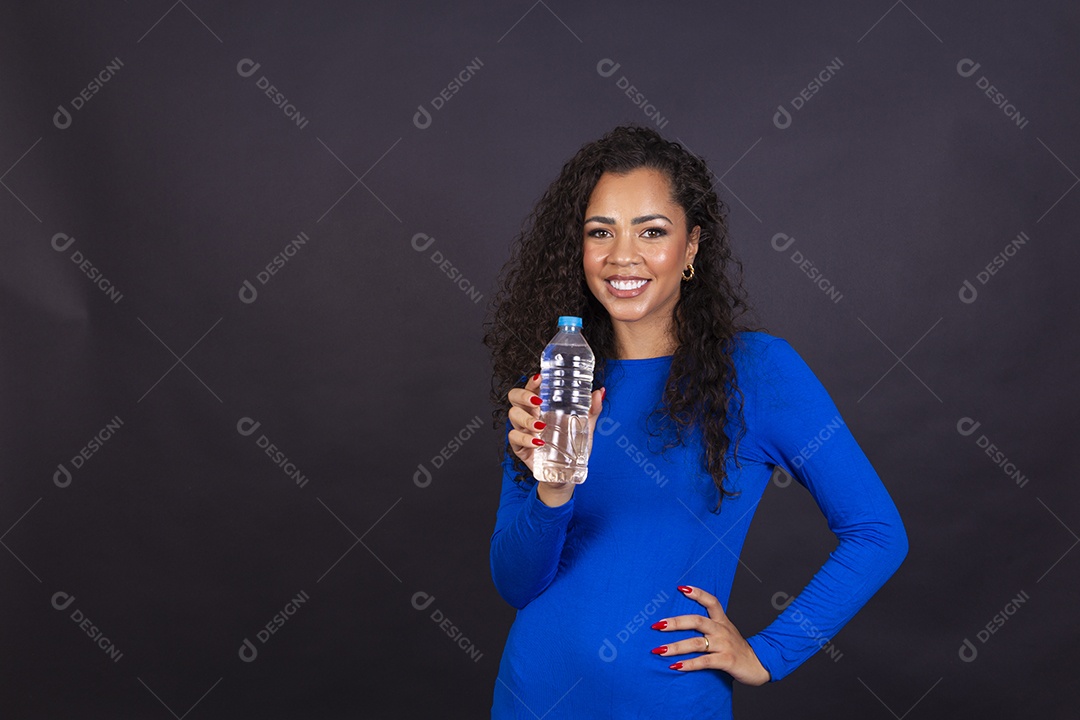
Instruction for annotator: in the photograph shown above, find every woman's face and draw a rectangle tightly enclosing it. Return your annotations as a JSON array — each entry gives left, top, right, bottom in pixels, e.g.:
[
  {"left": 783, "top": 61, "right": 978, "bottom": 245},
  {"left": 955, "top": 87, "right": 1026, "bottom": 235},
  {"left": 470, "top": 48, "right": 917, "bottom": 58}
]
[{"left": 582, "top": 167, "right": 700, "bottom": 345}]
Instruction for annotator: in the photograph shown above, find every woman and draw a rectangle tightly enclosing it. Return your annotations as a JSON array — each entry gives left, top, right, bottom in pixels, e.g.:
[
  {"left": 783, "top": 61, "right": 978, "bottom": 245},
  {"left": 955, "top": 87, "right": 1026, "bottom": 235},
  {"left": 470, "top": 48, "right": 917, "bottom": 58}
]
[{"left": 481, "top": 125, "right": 907, "bottom": 718}]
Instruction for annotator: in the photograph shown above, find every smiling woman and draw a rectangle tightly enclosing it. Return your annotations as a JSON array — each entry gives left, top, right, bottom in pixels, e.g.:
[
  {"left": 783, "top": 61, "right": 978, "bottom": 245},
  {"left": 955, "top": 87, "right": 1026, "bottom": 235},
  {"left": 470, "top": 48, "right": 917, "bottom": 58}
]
[
  {"left": 480, "top": 125, "right": 907, "bottom": 719},
  {"left": 582, "top": 167, "right": 701, "bottom": 360}
]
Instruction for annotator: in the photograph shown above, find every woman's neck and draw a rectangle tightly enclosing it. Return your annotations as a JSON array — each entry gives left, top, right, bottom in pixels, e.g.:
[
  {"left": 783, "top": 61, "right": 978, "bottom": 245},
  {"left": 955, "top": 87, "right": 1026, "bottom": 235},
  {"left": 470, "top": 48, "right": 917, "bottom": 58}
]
[{"left": 613, "top": 325, "right": 678, "bottom": 360}]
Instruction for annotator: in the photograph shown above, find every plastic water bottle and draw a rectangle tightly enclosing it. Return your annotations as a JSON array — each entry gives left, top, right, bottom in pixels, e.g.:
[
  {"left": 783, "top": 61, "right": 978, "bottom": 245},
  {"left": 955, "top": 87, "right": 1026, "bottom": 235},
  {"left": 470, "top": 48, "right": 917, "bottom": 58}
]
[{"left": 533, "top": 316, "right": 595, "bottom": 484}]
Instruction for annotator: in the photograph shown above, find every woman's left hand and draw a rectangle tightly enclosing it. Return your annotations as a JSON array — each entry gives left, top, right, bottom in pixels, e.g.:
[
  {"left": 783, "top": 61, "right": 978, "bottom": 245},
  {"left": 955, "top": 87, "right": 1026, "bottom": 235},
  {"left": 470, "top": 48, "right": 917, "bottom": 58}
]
[{"left": 650, "top": 584, "right": 771, "bottom": 686}]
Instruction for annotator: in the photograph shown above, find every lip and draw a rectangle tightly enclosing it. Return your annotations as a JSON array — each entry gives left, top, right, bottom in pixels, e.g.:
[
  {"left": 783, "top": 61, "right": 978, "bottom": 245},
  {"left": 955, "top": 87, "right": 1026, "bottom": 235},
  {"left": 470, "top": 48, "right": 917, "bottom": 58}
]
[{"left": 604, "top": 276, "right": 650, "bottom": 298}]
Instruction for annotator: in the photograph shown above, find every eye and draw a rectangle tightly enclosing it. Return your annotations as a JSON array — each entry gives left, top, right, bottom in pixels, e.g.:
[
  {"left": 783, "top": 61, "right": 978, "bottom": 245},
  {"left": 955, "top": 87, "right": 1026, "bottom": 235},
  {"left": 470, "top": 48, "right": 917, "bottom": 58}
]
[
  {"left": 642, "top": 227, "right": 667, "bottom": 238},
  {"left": 587, "top": 228, "right": 612, "bottom": 238}
]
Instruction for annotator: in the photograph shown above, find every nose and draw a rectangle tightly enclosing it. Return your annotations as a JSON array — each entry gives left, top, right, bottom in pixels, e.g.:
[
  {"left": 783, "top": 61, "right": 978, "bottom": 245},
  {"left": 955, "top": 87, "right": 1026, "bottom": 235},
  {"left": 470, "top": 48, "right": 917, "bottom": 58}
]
[{"left": 609, "top": 230, "right": 640, "bottom": 266}]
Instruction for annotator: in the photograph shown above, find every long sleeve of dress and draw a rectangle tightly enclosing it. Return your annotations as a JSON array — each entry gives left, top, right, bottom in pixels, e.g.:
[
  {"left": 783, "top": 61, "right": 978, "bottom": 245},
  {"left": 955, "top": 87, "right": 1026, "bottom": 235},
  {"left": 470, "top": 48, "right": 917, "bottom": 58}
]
[
  {"left": 742, "top": 338, "right": 909, "bottom": 682},
  {"left": 489, "top": 419, "right": 575, "bottom": 609}
]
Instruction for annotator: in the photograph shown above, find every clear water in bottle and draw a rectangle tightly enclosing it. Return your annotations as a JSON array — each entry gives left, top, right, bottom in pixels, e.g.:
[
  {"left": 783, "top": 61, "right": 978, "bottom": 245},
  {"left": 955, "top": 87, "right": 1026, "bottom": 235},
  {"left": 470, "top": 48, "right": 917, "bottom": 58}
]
[{"left": 533, "top": 316, "right": 595, "bottom": 484}]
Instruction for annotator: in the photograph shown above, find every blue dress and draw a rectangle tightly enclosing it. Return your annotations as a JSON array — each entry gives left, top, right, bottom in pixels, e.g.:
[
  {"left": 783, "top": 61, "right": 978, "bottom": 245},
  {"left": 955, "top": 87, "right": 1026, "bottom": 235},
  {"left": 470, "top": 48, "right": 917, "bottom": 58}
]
[{"left": 489, "top": 331, "right": 908, "bottom": 718}]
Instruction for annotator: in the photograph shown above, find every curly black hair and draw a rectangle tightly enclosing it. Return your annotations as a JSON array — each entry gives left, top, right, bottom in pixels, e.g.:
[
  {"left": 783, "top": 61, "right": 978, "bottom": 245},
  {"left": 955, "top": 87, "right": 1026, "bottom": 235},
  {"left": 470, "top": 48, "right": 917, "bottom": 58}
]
[{"left": 481, "top": 124, "right": 766, "bottom": 511}]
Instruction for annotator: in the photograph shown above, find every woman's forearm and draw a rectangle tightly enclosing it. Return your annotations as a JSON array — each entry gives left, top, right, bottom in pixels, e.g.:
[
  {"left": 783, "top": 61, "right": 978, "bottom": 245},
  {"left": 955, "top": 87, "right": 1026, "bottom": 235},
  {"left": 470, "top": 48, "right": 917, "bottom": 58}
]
[{"left": 490, "top": 482, "right": 574, "bottom": 609}]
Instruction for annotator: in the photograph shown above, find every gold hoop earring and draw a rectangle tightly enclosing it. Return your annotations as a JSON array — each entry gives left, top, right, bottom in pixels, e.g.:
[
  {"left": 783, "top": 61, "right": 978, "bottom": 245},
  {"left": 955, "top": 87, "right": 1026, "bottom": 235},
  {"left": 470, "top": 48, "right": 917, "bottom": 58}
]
[{"left": 682, "top": 263, "right": 695, "bottom": 281}]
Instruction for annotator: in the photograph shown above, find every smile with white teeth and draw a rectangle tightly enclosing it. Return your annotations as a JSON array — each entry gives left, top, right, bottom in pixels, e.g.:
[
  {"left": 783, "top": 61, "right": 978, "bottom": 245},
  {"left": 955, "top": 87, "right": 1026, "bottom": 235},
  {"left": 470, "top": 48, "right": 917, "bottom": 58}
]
[{"left": 607, "top": 279, "right": 649, "bottom": 290}]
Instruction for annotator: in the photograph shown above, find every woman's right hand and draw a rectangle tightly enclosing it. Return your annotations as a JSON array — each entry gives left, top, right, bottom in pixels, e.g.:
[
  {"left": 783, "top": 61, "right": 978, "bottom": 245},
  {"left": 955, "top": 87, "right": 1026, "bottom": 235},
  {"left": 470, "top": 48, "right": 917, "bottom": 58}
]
[{"left": 507, "top": 373, "right": 604, "bottom": 507}]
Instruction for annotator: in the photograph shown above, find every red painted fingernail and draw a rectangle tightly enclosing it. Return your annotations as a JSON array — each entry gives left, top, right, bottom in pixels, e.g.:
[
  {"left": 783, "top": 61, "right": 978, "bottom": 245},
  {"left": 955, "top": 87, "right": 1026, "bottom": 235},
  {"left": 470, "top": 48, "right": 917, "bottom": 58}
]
[
  {"left": 651, "top": 646, "right": 667, "bottom": 655},
  {"left": 533, "top": 421, "right": 546, "bottom": 430},
  {"left": 532, "top": 438, "right": 545, "bottom": 446},
  {"left": 530, "top": 396, "right": 543, "bottom": 406},
  {"left": 601, "top": 387, "right": 606, "bottom": 400},
  {"left": 678, "top": 585, "right": 693, "bottom": 594},
  {"left": 651, "top": 621, "right": 667, "bottom": 630},
  {"left": 669, "top": 662, "right": 683, "bottom": 670},
  {"left": 532, "top": 373, "right": 541, "bottom": 381}
]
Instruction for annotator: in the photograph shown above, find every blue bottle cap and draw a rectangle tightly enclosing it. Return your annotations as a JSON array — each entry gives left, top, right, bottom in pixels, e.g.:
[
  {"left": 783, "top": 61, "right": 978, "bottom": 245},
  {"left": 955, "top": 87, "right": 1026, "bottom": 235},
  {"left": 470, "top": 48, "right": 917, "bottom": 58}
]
[{"left": 557, "top": 316, "right": 582, "bottom": 328}]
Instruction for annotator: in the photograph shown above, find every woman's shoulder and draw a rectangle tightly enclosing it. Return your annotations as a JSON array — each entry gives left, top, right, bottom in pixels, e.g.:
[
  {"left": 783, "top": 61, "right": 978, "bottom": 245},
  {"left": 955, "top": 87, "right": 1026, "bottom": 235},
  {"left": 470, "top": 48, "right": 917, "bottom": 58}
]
[
  {"left": 732, "top": 329, "right": 782, "bottom": 347},
  {"left": 729, "top": 330, "right": 805, "bottom": 381},
  {"left": 730, "top": 329, "right": 785, "bottom": 359}
]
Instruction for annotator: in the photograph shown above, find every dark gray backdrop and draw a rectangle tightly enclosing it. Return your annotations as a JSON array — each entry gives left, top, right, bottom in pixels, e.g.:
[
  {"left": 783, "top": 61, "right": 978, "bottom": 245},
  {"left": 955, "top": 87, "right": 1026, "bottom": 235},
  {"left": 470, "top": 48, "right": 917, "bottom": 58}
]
[{"left": 2, "top": 1, "right": 1077, "bottom": 718}]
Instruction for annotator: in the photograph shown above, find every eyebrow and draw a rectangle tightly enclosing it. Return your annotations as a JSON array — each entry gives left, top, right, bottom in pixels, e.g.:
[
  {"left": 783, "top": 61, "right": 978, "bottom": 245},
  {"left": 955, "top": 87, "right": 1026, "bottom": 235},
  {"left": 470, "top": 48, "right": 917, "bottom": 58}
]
[{"left": 583, "top": 213, "right": 673, "bottom": 225}]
